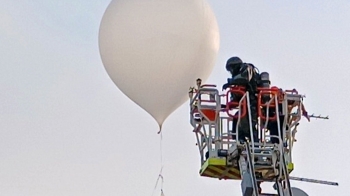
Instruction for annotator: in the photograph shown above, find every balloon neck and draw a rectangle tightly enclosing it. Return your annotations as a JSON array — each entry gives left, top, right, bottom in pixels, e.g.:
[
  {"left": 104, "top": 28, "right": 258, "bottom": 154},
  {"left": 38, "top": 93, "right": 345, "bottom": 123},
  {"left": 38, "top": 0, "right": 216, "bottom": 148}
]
[{"left": 157, "top": 124, "right": 163, "bottom": 134}]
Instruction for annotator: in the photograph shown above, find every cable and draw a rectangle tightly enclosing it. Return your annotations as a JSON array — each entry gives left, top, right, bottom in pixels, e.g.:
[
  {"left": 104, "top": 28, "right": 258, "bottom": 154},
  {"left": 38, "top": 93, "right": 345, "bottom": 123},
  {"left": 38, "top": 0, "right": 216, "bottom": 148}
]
[{"left": 151, "top": 131, "right": 164, "bottom": 196}]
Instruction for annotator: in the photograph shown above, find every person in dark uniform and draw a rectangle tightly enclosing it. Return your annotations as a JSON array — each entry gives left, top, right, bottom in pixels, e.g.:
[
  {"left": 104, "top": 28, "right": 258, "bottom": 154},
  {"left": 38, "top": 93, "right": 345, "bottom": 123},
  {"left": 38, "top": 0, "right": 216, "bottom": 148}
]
[
  {"left": 265, "top": 89, "right": 286, "bottom": 144},
  {"left": 223, "top": 56, "right": 260, "bottom": 143},
  {"left": 266, "top": 104, "right": 285, "bottom": 144}
]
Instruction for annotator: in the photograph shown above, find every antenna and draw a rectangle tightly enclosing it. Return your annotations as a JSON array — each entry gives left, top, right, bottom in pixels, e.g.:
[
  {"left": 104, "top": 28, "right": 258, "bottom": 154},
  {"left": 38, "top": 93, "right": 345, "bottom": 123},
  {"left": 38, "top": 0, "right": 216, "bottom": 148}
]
[
  {"left": 291, "top": 113, "right": 329, "bottom": 120},
  {"left": 290, "top": 176, "right": 338, "bottom": 186},
  {"left": 308, "top": 114, "right": 329, "bottom": 120}
]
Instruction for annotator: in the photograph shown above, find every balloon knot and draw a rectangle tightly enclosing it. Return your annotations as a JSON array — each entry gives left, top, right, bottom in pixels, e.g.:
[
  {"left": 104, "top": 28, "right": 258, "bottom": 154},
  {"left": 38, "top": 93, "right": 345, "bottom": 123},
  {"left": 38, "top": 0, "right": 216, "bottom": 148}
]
[{"left": 157, "top": 124, "right": 162, "bottom": 134}]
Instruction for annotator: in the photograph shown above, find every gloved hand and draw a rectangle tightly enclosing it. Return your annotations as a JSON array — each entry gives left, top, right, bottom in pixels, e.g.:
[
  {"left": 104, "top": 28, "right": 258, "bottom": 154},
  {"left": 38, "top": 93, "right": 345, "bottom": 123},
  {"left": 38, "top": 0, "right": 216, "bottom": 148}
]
[{"left": 222, "top": 83, "right": 230, "bottom": 90}]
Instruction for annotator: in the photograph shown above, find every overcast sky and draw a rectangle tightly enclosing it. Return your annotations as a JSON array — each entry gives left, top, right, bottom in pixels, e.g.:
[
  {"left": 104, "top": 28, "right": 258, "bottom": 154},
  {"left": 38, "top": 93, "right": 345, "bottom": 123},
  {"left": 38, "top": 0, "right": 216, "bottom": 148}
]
[{"left": 1, "top": 0, "right": 349, "bottom": 195}]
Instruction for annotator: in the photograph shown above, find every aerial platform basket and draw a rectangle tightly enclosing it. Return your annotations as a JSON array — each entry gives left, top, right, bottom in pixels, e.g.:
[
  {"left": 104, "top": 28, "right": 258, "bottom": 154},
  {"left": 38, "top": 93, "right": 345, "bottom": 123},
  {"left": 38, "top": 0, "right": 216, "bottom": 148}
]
[{"left": 188, "top": 81, "right": 309, "bottom": 195}]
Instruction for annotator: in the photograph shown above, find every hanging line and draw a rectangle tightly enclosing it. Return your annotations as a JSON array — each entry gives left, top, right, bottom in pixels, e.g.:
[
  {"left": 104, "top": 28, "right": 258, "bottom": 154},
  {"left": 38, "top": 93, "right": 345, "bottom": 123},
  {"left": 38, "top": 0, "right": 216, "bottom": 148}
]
[
  {"left": 159, "top": 131, "right": 164, "bottom": 194},
  {"left": 151, "top": 168, "right": 164, "bottom": 196},
  {"left": 151, "top": 131, "right": 164, "bottom": 196}
]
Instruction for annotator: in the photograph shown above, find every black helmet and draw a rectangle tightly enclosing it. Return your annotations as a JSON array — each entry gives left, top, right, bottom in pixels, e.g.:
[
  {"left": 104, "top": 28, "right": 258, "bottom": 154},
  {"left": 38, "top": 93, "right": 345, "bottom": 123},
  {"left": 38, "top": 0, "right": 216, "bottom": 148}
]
[{"left": 226, "top": 56, "right": 243, "bottom": 72}]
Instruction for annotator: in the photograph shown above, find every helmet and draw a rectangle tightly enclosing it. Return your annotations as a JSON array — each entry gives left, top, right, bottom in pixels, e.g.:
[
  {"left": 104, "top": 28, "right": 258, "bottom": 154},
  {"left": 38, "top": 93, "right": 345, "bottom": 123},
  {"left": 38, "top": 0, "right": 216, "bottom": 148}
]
[{"left": 225, "top": 56, "right": 243, "bottom": 72}]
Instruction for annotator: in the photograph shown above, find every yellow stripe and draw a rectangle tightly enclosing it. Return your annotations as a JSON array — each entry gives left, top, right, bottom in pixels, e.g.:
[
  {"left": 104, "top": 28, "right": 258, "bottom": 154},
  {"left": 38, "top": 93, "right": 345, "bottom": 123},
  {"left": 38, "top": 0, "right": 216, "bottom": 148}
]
[
  {"left": 287, "top": 162, "right": 294, "bottom": 172},
  {"left": 200, "top": 158, "right": 225, "bottom": 175},
  {"left": 209, "top": 165, "right": 237, "bottom": 179},
  {"left": 220, "top": 166, "right": 241, "bottom": 179},
  {"left": 207, "top": 157, "right": 226, "bottom": 165},
  {"left": 202, "top": 170, "right": 217, "bottom": 178}
]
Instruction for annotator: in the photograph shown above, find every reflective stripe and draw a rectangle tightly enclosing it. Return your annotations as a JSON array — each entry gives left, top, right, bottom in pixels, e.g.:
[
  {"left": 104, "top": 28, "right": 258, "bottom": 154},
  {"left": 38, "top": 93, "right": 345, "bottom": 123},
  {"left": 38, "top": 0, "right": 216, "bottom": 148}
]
[{"left": 200, "top": 158, "right": 294, "bottom": 180}]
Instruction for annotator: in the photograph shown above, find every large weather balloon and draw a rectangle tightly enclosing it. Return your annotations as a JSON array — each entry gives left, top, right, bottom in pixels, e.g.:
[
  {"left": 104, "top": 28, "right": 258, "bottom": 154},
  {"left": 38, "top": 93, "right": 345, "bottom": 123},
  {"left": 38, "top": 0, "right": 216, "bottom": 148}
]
[{"left": 99, "top": 0, "right": 220, "bottom": 130}]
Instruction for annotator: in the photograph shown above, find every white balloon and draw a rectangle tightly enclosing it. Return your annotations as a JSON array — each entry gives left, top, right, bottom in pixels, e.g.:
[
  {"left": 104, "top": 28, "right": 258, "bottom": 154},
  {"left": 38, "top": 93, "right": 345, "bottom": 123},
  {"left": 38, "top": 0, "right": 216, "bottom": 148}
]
[{"left": 99, "top": 0, "right": 220, "bottom": 129}]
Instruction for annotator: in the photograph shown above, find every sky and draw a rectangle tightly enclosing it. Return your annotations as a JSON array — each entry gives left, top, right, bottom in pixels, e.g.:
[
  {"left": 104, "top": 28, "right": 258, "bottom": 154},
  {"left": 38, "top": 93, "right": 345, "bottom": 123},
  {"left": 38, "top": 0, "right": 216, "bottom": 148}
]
[{"left": 1, "top": 0, "right": 349, "bottom": 195}]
